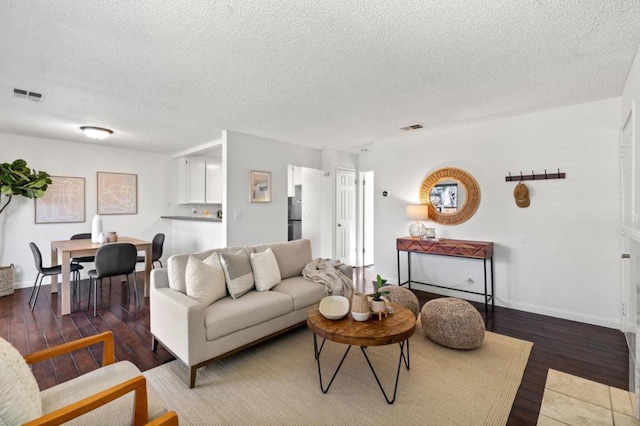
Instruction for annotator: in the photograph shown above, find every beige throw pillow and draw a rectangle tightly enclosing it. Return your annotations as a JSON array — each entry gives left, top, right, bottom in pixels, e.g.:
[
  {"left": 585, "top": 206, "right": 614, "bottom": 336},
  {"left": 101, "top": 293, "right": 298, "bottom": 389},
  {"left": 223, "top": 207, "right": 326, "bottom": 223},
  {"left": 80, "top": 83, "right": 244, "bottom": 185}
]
[
  {"left": 220, "top": 251, "right": 255, "bottom": 299},
  {"left": 250, "top": 248, "right": 281, "bottom": 291},
  {"left": 185, "top": 253, "right": 227, "bottom": 306}
]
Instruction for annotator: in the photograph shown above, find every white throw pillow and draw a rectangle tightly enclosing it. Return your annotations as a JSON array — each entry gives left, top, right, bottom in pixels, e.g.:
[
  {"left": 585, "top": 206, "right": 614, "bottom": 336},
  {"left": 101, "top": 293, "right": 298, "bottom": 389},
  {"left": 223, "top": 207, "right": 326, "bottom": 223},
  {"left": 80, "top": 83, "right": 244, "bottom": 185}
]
[
  {"left": 220, "top": 251, "right": 255, "bottom": 299},
  {"left": 185, "top": 253, "right": 227, "bottom": 306},
  {"left": 0, "top": 337, "right": 43, "bottom": 425},
  {"left": 250, "top": 248, "right": 281, "bottom": 291}
]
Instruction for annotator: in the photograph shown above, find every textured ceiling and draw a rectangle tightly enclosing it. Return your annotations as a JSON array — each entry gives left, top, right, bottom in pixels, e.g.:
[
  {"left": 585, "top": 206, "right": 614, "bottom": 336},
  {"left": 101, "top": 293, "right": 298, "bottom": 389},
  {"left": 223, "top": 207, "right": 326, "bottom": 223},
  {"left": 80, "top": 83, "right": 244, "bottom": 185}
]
[{"left": 1, "top": 1, "right": 640, "bottom": 155}]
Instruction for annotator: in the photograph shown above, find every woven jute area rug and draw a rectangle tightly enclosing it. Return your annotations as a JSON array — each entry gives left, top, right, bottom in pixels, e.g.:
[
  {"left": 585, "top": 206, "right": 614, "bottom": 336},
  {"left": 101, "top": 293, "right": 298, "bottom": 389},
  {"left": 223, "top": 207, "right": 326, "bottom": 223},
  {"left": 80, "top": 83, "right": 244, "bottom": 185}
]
[{"left": 144, "top": 324, "right": 532, "bottom": 425}]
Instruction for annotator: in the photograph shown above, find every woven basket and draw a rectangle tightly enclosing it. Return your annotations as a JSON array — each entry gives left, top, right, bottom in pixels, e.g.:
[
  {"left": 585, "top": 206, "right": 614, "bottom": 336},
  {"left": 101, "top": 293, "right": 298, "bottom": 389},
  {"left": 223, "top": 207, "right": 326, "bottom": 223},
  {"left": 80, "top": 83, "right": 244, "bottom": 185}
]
[{"left": 0, "top": 264, "right": 14, "bottom": 297}]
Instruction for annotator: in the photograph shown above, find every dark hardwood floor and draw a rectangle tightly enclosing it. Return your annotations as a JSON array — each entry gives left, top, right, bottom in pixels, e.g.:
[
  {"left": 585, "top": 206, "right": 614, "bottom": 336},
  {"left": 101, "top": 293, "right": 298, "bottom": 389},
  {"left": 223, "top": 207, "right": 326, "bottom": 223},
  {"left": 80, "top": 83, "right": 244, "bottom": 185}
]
[{"left": 0, "top": 268, "right": 629, "bottom": 425}]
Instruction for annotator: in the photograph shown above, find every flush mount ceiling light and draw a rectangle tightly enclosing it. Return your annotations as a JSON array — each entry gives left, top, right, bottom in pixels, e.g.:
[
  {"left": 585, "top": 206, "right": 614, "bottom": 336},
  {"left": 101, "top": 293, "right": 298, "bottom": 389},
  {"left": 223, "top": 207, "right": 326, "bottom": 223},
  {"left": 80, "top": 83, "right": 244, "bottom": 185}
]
[{"left": 80, "top": 126, "right": 113, "bottom": 140}]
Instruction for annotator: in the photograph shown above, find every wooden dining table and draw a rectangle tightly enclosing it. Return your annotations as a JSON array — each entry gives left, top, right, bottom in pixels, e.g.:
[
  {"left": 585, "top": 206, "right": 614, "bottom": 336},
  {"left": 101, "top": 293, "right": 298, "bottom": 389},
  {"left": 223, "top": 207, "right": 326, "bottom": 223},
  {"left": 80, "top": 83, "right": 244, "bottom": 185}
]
[{"left": 50, "top": 236, "right": 152, "bottom": 315}]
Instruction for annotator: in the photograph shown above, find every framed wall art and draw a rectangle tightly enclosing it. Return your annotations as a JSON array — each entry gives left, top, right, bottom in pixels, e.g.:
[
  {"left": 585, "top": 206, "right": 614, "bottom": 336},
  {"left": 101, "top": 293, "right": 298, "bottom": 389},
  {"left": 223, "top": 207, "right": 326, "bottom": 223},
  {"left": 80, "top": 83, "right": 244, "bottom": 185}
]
[
  {"left": 97, "top": 172, "right": 138, "bottom": 214},
  {"left": 250, "top": 170, "right": 271, "bottom": 203},
  {"left": 35, "top": 176, "right": 86, "bottom": 224}
]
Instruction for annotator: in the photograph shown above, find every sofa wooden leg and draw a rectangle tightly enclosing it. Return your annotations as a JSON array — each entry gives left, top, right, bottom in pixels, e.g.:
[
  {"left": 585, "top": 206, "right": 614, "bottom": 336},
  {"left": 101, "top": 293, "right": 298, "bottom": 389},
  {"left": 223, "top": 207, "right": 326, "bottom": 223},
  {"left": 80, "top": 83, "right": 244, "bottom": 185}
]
[
  {"left": 189, "top": 366, "right": 198, "bottom": 389},
  {"left": 151, "top": 335, "right": 158, "bottom": 352}
]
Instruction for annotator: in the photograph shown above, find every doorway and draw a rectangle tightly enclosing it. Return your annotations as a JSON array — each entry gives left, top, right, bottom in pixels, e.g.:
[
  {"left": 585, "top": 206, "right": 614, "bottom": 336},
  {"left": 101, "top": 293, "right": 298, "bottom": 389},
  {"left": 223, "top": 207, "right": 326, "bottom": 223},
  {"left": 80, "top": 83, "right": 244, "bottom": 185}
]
[{"left": 287, "top": 165, "right": 332, "bottom": 258}]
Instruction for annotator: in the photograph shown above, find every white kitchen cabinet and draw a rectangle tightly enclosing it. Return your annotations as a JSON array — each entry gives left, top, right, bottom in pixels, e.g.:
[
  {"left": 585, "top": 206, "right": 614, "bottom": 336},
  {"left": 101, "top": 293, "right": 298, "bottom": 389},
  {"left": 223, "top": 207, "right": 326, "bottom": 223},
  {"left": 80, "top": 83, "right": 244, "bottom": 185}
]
[
  {"left": 205, "top": 162, "right": 222, "bottom": 204},
  {"left": 178, "top": 157, "right": 222, "bottom": 204}
]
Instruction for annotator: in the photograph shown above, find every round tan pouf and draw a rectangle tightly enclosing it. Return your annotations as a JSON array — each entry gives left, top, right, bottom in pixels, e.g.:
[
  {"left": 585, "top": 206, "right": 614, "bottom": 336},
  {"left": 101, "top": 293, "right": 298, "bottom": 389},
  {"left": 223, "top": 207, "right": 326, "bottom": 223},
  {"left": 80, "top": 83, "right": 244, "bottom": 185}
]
[
  {"left": 384, "top": 286, "right": 420, "bottom": 318},
  {"left": 420, "top": 297, "right": 485, "bottom": 349}
]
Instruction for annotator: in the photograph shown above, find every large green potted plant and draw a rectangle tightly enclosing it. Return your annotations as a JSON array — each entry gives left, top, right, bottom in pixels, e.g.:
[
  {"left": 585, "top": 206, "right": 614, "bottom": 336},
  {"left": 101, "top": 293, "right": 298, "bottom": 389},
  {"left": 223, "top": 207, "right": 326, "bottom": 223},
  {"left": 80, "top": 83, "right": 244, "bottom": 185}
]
[
  {"left": 0, "top": 159, "right": 51, "bottom": 215},
  {"left": 0, "top": 159, "right": 51, "bottom": 296}
]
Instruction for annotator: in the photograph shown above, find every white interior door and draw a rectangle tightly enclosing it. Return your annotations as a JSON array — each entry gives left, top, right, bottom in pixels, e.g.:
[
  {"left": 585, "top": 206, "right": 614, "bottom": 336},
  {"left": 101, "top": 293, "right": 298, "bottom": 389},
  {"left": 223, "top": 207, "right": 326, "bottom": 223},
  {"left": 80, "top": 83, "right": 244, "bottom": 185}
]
[
  {"left": 361, "top": 171, "right": 374, "bottom": 266},
  {"left": 622, "top": 105, "right": 634, "bottom": 339},
  {"left": 336, "top": 168, "right": 356, "bottom": 265},
  {"left": 621, "top": 102, "right": 640, "bottom": 416}
]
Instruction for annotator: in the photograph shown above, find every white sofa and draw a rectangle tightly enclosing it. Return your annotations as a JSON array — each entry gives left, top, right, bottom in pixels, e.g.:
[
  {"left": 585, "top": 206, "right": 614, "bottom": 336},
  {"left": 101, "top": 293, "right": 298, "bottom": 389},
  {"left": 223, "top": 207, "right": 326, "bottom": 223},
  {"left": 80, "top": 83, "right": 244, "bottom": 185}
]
[{"left": 150, "top": 239, "right": 352, "bottom": 388}]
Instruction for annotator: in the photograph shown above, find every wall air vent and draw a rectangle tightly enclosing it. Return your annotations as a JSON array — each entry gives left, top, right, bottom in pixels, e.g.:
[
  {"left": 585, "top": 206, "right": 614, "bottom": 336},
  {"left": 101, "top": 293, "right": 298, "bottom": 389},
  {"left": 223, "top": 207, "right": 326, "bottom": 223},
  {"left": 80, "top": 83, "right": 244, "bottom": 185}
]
[
  {"left": 400, "top": 124, "right": 423, "bottom": 131},
  {"left": 13, "top": 88, "right": 43, "bottom": 102}
]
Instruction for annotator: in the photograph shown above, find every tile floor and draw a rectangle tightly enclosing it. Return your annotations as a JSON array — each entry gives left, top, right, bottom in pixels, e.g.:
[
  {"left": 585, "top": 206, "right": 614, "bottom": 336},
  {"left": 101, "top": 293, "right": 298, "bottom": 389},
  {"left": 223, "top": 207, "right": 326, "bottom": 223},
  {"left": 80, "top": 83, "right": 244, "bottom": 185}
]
[{"left": 538, "top": 369, "right": 639, "bottom": 425}]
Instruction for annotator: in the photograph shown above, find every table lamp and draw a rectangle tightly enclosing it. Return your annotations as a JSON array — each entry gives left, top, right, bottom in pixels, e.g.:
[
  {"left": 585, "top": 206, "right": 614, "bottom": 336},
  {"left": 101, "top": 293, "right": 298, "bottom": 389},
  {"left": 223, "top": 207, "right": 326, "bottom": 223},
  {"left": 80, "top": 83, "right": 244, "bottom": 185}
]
[{"left": 406, "top": 204, "right": 429, "bottom": 238}]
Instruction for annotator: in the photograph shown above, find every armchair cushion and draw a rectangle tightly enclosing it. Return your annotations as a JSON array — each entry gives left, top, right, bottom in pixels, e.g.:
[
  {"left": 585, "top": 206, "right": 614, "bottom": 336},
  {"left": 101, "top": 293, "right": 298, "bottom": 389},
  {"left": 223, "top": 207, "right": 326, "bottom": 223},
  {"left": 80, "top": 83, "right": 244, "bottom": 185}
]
[
  {"left": 40, "top": 360, "right": 167, "bottom": 425},
  {"left": 0, "top": 337, "right": 43, "bottom": 425}
]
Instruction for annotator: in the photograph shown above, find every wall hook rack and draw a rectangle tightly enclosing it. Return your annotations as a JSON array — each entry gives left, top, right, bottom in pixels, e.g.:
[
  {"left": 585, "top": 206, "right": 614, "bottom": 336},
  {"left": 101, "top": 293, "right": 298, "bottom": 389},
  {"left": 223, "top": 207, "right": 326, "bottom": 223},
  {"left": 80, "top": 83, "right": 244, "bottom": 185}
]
[{"left": 505, "top": 169, "right": 566, "bottom": 182}]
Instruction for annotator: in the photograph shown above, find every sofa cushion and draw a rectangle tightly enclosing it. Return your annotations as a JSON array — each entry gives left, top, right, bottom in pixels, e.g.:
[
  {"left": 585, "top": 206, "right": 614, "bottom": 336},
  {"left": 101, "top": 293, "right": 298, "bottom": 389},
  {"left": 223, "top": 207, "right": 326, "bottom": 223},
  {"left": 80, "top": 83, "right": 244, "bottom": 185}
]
[
  {"left": 204, "top": 291, "right": 293, "bottom": 341},
  {"left": 185, "top": 253, "right": 227, "bottom": 306},
  {"left": 168, "top": 246, "right": 249, "bottom": 293},
  {"left": 271, "top": 276, "right": 326, "bottom": 310},
  {"left": 220, "top": 251, "right": 255, "bottom": 299},
  {"left": 0, "top": 337, "right": 42, "bottom": 425},
  {"left": 253, "top": 239, "right": 312, "bottom": 280},
  {"left": 250, "top": 248, "right": 281, "bottom": 291}
]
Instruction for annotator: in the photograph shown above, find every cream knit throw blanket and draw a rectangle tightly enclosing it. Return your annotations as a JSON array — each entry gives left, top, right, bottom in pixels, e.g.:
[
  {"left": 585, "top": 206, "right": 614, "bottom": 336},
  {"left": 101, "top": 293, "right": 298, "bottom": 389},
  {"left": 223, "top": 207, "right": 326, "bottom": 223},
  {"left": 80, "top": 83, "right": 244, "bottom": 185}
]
[{"left": 302, "top": 258, "right": 354, "bottom": 298}]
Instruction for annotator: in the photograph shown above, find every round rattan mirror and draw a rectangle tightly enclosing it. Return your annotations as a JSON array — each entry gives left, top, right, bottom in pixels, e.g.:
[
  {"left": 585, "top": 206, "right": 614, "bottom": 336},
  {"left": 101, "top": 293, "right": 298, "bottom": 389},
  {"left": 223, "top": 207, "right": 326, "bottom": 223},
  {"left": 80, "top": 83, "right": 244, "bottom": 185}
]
[{"left": 419, "top": 167, "right": 480, "bottom": 225}]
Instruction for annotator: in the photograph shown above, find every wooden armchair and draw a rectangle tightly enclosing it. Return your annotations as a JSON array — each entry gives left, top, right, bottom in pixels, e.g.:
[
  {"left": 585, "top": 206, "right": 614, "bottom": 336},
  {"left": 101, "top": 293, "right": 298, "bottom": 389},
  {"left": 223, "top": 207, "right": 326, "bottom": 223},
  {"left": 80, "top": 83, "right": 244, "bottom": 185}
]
[{"left": 0, "top": 331, "right": 173, "bottom": 425}]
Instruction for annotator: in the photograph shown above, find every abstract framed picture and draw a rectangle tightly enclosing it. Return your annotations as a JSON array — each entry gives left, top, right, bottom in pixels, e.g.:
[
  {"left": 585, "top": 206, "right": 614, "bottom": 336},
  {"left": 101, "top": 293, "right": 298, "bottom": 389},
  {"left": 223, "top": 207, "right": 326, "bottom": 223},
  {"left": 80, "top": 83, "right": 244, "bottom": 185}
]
[
  {"left": 35, "top": 176, "right": 86, "bottom": 224},
  {"left": 97, "top": 172, "right": 138, "bottom": 215},
  {"left": 250, "top": 170, "right": 271, "bottom": 203}
]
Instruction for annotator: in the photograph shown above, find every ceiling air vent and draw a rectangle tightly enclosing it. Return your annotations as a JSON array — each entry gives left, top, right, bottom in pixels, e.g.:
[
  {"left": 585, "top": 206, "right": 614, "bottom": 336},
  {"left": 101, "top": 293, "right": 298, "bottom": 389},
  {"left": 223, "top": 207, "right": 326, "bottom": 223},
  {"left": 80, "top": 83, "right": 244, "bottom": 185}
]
[
  {"left": 400, "top": 124, "right": 423, "bottom": 131},
  {"left": 13, "top": 88, "right": 43, "bottom": 102}
]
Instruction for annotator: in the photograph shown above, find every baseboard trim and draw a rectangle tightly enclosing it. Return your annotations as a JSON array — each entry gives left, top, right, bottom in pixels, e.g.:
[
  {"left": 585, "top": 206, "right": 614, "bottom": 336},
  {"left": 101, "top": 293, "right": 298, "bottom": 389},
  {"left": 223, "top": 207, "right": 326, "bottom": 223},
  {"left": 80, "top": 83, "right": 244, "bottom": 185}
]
[
  {"left": 12, "top": 278, "right": 58, "bottom": 290},
  {"left": 13, "top": 280, "right": 36, "bottom": 290},
  {"left": 408, "top": 282, "right": 621, "bottom": 330}
]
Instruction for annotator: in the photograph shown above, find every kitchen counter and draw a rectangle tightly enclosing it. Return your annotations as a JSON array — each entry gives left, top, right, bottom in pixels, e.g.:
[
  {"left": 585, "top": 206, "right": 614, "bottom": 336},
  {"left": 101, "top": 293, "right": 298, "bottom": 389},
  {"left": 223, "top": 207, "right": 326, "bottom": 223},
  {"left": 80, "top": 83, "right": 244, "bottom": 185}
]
[{"left": 161, "top": 215, "right": 222, "bottom": 222}]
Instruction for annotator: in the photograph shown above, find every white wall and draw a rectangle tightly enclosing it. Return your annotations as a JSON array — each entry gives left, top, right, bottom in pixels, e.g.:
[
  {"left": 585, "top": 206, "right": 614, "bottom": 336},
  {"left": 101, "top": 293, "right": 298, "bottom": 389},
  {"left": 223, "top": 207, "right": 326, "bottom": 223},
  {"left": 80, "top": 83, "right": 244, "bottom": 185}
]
[
  {"left": 224, "top": 131, "right": 322, "bottom": 247},
  {"left": 358, "top": 98, "right": 622, "bottom": 328},
  {"left": 0, "top": 133, "right": 174, "bottom": 287}
]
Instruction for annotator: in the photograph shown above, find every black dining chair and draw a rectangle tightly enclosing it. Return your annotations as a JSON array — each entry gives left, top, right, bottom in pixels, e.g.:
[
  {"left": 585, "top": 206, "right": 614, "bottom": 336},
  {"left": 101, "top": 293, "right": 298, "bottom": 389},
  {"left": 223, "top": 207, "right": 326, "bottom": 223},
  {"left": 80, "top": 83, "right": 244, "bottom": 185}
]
[
  {"left": 137, "top": 233, "right": 165, "bottom": 269},
  {"left": 87, "top": 243, "right": 139, "bottom": 317},
  {"left": 69, "top": 233, "right": 95, "bottom": 301},
  {"left": 28, "top": 242, "right": 84, "bottom": 312},
  {"left": 70, "top": 233, "right": 95, "bottom": 265}
]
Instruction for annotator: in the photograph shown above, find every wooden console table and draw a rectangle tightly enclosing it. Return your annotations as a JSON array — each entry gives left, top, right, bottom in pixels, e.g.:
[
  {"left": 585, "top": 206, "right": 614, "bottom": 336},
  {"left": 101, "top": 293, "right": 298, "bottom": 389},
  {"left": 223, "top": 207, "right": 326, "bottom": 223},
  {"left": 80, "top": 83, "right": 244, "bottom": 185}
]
[{"left": 396, "top": 237, "right": 494, "bottom": 312}]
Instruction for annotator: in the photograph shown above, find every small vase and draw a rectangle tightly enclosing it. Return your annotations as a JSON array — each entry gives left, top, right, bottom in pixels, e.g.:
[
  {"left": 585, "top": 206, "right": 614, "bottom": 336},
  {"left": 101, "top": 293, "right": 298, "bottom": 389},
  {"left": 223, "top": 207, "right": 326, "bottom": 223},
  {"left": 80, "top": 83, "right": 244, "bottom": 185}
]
[
  {"left": 371, "top": 299, "right": 386, "bottom": 314},
  {"left": 91, "top": 214, "right": 103, "bottom": 243},
  {"left": 351, "top": 293, "right": 370, "bottom": 321}
]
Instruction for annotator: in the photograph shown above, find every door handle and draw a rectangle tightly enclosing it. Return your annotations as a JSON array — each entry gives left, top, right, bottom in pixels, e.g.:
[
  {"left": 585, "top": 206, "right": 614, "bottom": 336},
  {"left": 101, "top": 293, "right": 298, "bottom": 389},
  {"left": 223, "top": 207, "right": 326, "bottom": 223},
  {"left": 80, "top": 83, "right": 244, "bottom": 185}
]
[
  {"left": 337, "top": 224, "right": 342, "bottom": 227},
  {"left": 622, "top": 253, "right": 631, "bottom": 259}
]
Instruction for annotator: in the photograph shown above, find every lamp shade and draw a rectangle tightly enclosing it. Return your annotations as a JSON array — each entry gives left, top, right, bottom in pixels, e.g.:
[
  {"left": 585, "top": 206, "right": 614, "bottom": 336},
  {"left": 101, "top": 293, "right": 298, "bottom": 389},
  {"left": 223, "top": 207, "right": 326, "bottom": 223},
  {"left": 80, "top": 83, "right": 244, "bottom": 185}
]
[{"left": 406, "top": 204, "right": 429, "bottom": 221}]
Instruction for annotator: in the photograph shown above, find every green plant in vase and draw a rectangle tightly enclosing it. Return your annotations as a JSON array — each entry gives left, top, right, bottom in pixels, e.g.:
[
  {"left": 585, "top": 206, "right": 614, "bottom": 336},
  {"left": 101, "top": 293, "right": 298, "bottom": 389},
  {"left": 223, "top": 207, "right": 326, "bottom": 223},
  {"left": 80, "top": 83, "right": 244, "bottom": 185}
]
[{"left": 370, "top": 274, "right": 390, "bottom": 313}]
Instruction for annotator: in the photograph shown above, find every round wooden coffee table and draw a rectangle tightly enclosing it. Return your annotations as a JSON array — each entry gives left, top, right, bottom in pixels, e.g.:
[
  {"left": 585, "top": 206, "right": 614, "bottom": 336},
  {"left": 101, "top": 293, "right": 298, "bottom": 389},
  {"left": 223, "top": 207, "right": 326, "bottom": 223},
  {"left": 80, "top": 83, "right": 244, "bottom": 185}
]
[{"left": 307, "top": 302, "right": 416, "bottom": 404}]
